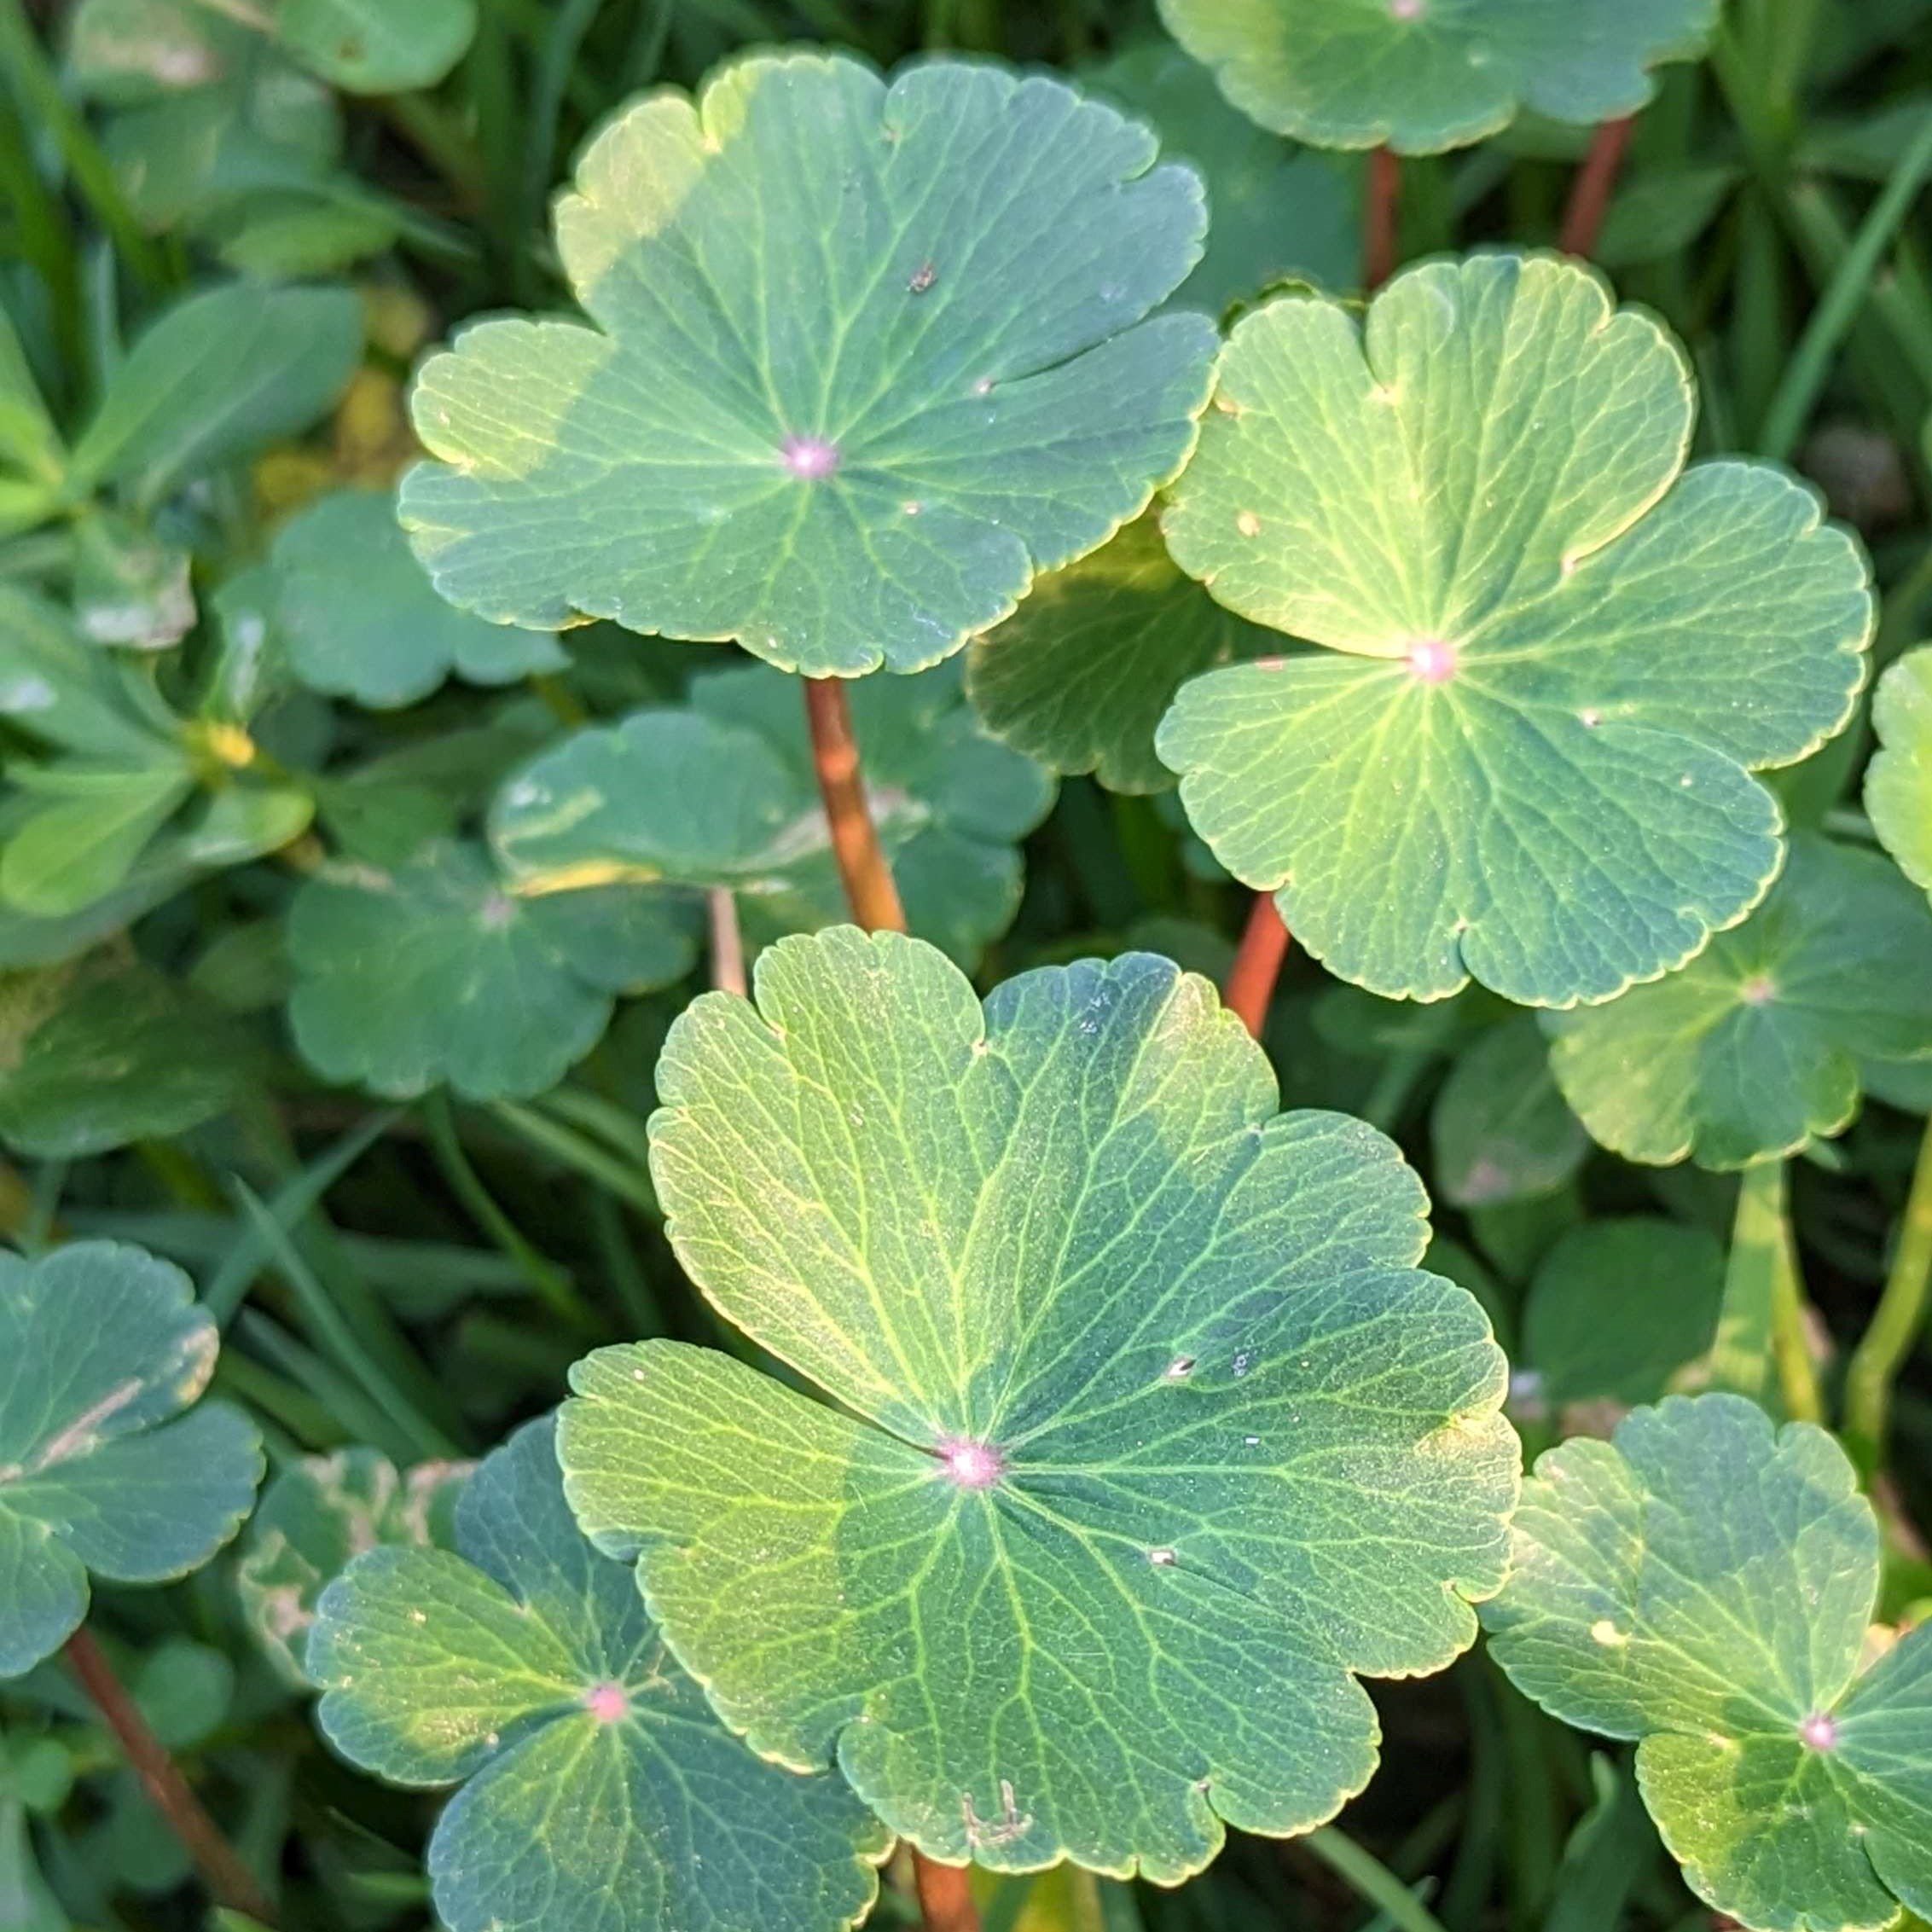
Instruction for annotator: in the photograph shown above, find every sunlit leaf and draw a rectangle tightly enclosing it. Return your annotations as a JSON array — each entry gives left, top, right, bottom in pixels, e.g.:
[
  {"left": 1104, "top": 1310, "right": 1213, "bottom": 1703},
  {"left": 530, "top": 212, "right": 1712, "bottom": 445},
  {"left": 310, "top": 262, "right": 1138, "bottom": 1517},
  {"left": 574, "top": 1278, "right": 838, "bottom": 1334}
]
[{"left": 1867, "top": 645, "right": 1932, "bottom": 898}]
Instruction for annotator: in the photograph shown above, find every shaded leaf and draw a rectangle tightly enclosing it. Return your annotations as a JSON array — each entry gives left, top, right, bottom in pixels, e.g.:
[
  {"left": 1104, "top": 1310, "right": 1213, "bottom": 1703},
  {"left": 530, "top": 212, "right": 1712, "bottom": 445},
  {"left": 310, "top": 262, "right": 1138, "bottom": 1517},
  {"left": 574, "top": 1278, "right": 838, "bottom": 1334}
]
[
  {"left": 400, "top": 52, "right": 1218, "bottom": 676},
  {"left": 1430, "top": 1013, "right": 1588, "bottom": 1208},
  {"left": 274, "top": 0, "right": 476, "bottom": 94},
  {"left": 1483, "top": 1394, "right": 1932, "bottom": 1932},
  {"left": 1157, "top": 254, "right": 1872, "bottom": 1006},
  {"left": 0, "top": 1242, "right": 262, "bottom": 1678},
  {"left": 310, "top": 1419, "right": 888, "bottom": 1932},
  {"left": 559, "top": 928, "right": 1518, "bottom": 1877}
]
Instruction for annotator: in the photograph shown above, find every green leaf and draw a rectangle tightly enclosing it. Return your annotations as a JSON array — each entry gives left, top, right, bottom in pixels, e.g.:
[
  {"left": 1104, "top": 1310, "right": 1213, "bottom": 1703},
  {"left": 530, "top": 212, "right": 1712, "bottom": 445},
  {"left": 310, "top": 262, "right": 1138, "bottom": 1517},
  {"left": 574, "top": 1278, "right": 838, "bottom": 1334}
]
[
  {"left": 0, "top": 1241, "right": 262, "bottom": 1679},
  {"left": 1596, "top": 165, "right": 1743, "bottom": 270},
  {"left": 966, "top": 511, "right": 1273, "bottom": 794},
  {"left": 0, "top": 1800, "right": 65, "bottom": 1932},
  {"left": 1545, "top": 835, "right": 1932, "bottom": 1169},
  {"left": 70, "top": 512, "right": 195, "bottom": 651},
  {"left": 558, "top": 927, "right": 1518, "bottom": 1877},
  {"left": 0, "top": 585, "right": 183, "bottom": 763},
  {"left": 270, "top": 489, "right": 565, "bottom": 709},
  {"left": 1, "top": 765, "right": 194, "bottom": 919},
  {"left": 1482, "top": 1393, "right": 1932, "bottom": 1932},
  {"left": 72, "top": 281, "right": 363, "bottom": 509},
  {"left": 1867, "top": 645, "right": 1932, "bottom": 898},
  {"left": 0, "top": 958, "right": 252, "bottom": 1157},
  {"left": 1430, "top": 1013, "right": 1587, "bottom": 1209},
  {"left": 400, "top": 51, "right": 1218, "bottom": 676},
  {"left": 1520, "top": 1217, "right": 1724, "bottom": 1408},
  {"left": 1156, "top": 254, "right": 1873, "bottom": 1006},
  {"left": 237, "top": 1448, "right": 469, "bottom": 1686},
  {"left": 273, "top": 0, "right": 476, "bottom": 94},
  {"left": 285, "top": 840, "right": 696, "bottom": 1100},
  {"left": 1154, "top": 0, "right": 1719, "bottom": 154},
  {"left": 310, "top": 1419, "right": 889, "bottom": 1932},
  {"left": 492, "top": 658, "right": 1054, "bottom": 966},
  {"left": 1086, "top": 42, "right": 1358, "bottom": 312},
  {"left": 0, "top": 305, "right": 62, "bottom": 488}
]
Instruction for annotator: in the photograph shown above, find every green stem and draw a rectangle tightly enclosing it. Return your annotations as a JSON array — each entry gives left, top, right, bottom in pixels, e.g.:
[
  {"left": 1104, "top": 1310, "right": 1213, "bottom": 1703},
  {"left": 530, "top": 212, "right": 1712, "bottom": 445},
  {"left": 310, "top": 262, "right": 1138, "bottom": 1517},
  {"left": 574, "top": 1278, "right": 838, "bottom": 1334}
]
[
  {"left": 1843, "top": 1115, "right": 1932, "bottom": 1471},
  {"left": 1757, "top": 113, "right": 1932, "bottom": 462},
  {"left": 1305, "top": 1829, "right": 1450, "bottom": 1932},
  {"left": 380, "top": 91, "right": 488, "bottom": 206},
  {"left": 490, "top": 1100, "right": 659, "bottom": 1217}
]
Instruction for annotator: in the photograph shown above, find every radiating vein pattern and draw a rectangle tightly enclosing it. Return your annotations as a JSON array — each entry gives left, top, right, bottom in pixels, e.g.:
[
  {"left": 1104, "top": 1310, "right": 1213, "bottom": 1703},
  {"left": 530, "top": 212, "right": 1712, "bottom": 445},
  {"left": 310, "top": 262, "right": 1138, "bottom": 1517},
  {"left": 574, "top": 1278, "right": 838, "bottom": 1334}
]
[{"left": 560, "top": 927, "right": 1518, "bottom": 1877}]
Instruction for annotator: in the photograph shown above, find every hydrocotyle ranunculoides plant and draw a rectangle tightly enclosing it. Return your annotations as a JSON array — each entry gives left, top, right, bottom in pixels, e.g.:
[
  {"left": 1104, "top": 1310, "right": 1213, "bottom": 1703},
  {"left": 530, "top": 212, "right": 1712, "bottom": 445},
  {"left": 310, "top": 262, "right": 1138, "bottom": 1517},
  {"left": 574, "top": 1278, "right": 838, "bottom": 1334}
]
[
  {"left": 0, "top": 1242, "right": 263, "bottom": 1678},
  {"left": 557, "top": 926, "right": 1520, "bottom": 1880},
  {"left": 308, "top": 1417, "right": 890, "bottom": 1932},
  {"left": 1867, "top": 645, "right": 1932, "bottom": 905},
  {"left": 1153, "top": 0, "right": 1720, "bottom": 153},
  {"left": 1482, "top": 1394, "right": 1932, "bottom": 1932},
  {"left": 1154, "top": 252, "right": 1874, "bottom": 1007},
  {"left": 396, "top": 50, "right": 1221, "bottom": 677}
]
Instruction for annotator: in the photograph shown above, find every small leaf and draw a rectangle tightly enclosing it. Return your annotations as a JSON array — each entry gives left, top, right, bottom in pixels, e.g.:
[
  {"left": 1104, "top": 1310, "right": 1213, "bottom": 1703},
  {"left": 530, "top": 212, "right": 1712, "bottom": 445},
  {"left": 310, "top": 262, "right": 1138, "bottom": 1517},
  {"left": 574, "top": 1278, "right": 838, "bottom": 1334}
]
[
  {"left": 1482, "top": 1393, "right": 1932, "bottom": 1932},
  {"left": 1545, "top": 835, "right": 1932, "bottom": 1169},
  {"left": 1, "top": 765, "right": 194, "bottom": 919},
  {"left": 309, "top": 1419, "right": 888, "bottom": 1932},
  {"left": 558, "top": 927, "right": 1518, "bottom": 1877},
  {"left": 285, "top": 840, "right": 696, "bottom": 1100},
  {"left": 0, "top": 1241, "right": 262, "bottom": 1679},
  {"left": 1430, "top": 1013, "right": 1588, "bottom": 1209},
  {"left": 237, "top": 1448, "right": 469, "bottom": 1686},
  {"left": 966, "top": 511, "right": 1273, "bottom": 794},
  {"left": 1867, "top": 645, "right": 1932, "bottom": 897},
  {"left": 0, "top": 584, "right": 183, "bottom": 764},
  {"left": 1521, "top": 1218, "right": 1724, "bottom": 1408},
  {"left": 1155, "top": 0, "right": 1720, "bottom": 153},
  {"left": 400, "top": 52, "right": 1218, "bottom": 676},
  {"left": 273, "top": 0, "right": 476, "bottom": 94},
  {"left": 1156, "top": 254, "right": 1872, "bottom": 1007},
  {"left": 270, "top": 489, "right": 565, "bottom": 710},
  {"left": 72, "top": 281, "right": 363, "bottom": 510}
]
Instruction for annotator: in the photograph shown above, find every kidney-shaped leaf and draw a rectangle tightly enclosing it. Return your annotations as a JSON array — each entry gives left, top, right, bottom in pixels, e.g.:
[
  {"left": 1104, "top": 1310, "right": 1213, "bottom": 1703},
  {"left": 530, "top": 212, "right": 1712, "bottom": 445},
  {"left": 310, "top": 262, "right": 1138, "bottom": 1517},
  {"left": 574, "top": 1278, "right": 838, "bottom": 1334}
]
[
  {"left": 1155, "top": 0, "right": 1719, "bottom": 154},
  {"left": 270, "top": 490, "right": 566, "bottom": 709},
  {"left": 1156, "top": 254, "right": 1872, "bottom": 1007},
  {"left": 237, "top": 1448, "right": 470, "bottom": 1687},
  {"left": 285, "top": 840, "right": 696, "bottom": 1100},
  {"left": 274, "top": 0, "right": 477, "bottom": 94},
  {"left": 558, "top": 927, "right": 1519, "bottom": 1878},
  {"left": 1482, "top": 1394, "right": 1931, "bottom": 1932},
  {"left": 1867, "top": 645, "right": 1932, "bottom": 899},
  {"left": 1544, "top": 835, "right": 1932, "bottom": 1169},
  {"left": 0, "top": 1241, "right": 262, "bottom": 1678},
  {"left": 310, "top": 1418, "right": 889, "bottom": 1932},
  {"left": 399, "top": 51, "right": 1219, "bottom": 676}
]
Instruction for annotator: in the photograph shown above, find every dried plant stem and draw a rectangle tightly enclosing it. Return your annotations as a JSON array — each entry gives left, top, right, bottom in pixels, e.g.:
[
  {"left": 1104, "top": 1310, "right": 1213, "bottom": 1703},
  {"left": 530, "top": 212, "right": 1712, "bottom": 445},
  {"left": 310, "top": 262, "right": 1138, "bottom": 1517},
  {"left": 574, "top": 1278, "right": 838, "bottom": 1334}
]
[
  {"left": 66, "top": 1627, "right": 280, "bottom": 1928},
  {"left": 708, "top": 885, "right": 747, "bottom": 996},
  {"left": 1559, "top": 116, "right": 1634, "bottom": 258},
  {"left": 913, "top": 1851, "right": 980, "bottom": 1932},
  {"left": 804, "top": 676, "right": 907, "bottom": 933},
  {"left": 1364, "top": 146, "right": 1401, "bottom": 290},
  {"left": 1844, "top": 1113, "right": 1932, "bottom": 1471},
  {"left": 1224, "top": 894, "right": 1293, "bottom": 1041}
]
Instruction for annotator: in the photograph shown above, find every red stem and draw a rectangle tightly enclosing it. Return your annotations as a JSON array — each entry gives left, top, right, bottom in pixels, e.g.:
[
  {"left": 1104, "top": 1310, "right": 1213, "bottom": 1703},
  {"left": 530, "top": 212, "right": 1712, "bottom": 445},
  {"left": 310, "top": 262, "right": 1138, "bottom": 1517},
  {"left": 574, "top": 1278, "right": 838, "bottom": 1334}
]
[
  {"left": 66, "top": 1627, "right": 280, "bottom": 1927},
  {"left": 913, "top": 1850, "right": 981, "bottom": 1932},
  {"left": 1224, "top": 893, "right": 1292, "bottom": 1041},
  {"left": 804, "top": 677, "right": 908, "bottom": 935},
  {"left": 1559, "top": 115, "right": 1634, "bottom": 258},
  {"left": 1364, "top": 145, "right": 1401, "bottom": 291}
]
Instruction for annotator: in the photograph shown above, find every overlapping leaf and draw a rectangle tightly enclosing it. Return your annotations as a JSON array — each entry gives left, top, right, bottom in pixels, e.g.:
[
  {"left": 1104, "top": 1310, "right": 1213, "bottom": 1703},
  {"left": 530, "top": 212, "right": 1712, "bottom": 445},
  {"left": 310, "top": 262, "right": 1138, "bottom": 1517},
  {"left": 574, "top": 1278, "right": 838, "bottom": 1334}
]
[
  {"left": 273, "top": 0, "right": 477, "bottom": 94},
  {"left": 1155, "top": 0, "right": 1719, "bottom": 154},
  {"left": 1430, "top": 1013, "right": 1587, "bottom": 1208},
  {"left": 310, "top": 1419, "right": 889, "bottom": 1932},
  {"left": 399, "top": 51, "right": 1219, "bottom": 676},
  {"left": 1483, "top": 1394, "right": 1932, "bottom": 1931},
  {"left": 1157, "top": 253, "right": 1872, "bottom": 1006},
  {"left": 270, "top": 489, "right": 565, "bottom": 709},
  {"left": 559, "top": 927, "right": 1518, "bottom": 1878},
  {"left": 495, "top": 659, "right": 1053, "bottom": 963},
  {"left": 1867, "top": 645, "right": 1932, "bottom": 898},
  {"left": 284, "top": 839, "right": 695, "bottom": 1100},
  {"left": 1545, "top": 835, "right": 1932, "bottom": 1168},
  {"left": 0, "top": 1242, "right": 262, "bottom": 1678},
  {"left": 237, "top": 1448, "right": 470, "bottom": 1686}
]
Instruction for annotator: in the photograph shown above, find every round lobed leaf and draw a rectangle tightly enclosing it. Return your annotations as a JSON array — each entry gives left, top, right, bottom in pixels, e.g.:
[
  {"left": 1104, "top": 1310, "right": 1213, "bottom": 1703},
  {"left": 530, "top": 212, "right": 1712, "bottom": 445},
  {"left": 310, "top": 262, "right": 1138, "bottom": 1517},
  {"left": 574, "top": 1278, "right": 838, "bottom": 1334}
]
[
  {"left": 1430, "top": 1012, "right": 1588, "bottom": 1208},
  {"left": 1866, "top": 644, "right": 1932, "bottom": 899},
  {"left": 1156, "top": 252, "right": 1873, "bottom": 1007},
  {"left": 559, "top": 926, "right": 1518, "bottom": 1879},
  {"left": 1544, "top": 834, "right": 1932, "bottom": 1169},
  {"left": 270, "top": 490, "right": 566, "bottom": 710},
  {"left": 1155, "top": 0, "right": 1720, "bottom": 154},
  {"left": 309, "top": 1419, "right": 888, "bottom": 1932},
  {"left": 274, "top": 0, "right": 477, "bottom": 95},
  {"left": 1482, "top": 1393, "right": 1932, "bottom": 1932},
  {"left": 0, "top": 1242, "right": 262, "bottom": 1679},
  {"left": 399, "top": 51, "right": 1220, "bottom": 676}
]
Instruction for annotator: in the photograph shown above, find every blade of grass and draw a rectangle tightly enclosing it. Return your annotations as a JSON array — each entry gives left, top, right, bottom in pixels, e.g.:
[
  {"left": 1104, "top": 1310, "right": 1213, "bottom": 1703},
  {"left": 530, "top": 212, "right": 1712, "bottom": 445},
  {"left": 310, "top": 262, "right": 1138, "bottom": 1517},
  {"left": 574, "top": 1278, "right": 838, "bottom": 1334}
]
[
  {"left": 534, "top": 1085, "right": 659, "bottom": 1175},
  {"left": 1305, "top": 1830, "right": 1450, "bottom": 1932},
  {"left": 490, "top": 1099, "right": 659, "bottom": 1217},
  {"left": 235, "top": 1309, "right": 418, "bottom": 1463},
  {"left": 1843, "top": 1113, "right": 1932, "bottom": 1472}
]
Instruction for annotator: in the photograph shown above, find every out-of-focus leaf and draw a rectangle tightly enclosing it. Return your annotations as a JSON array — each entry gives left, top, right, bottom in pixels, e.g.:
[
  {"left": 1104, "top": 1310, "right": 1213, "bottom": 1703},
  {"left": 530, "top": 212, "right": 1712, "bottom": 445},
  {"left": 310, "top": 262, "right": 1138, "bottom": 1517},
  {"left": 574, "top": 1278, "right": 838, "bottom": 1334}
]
[{"left": 1430, "top": 1014, "right": 1589, "bottom": 1208}]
